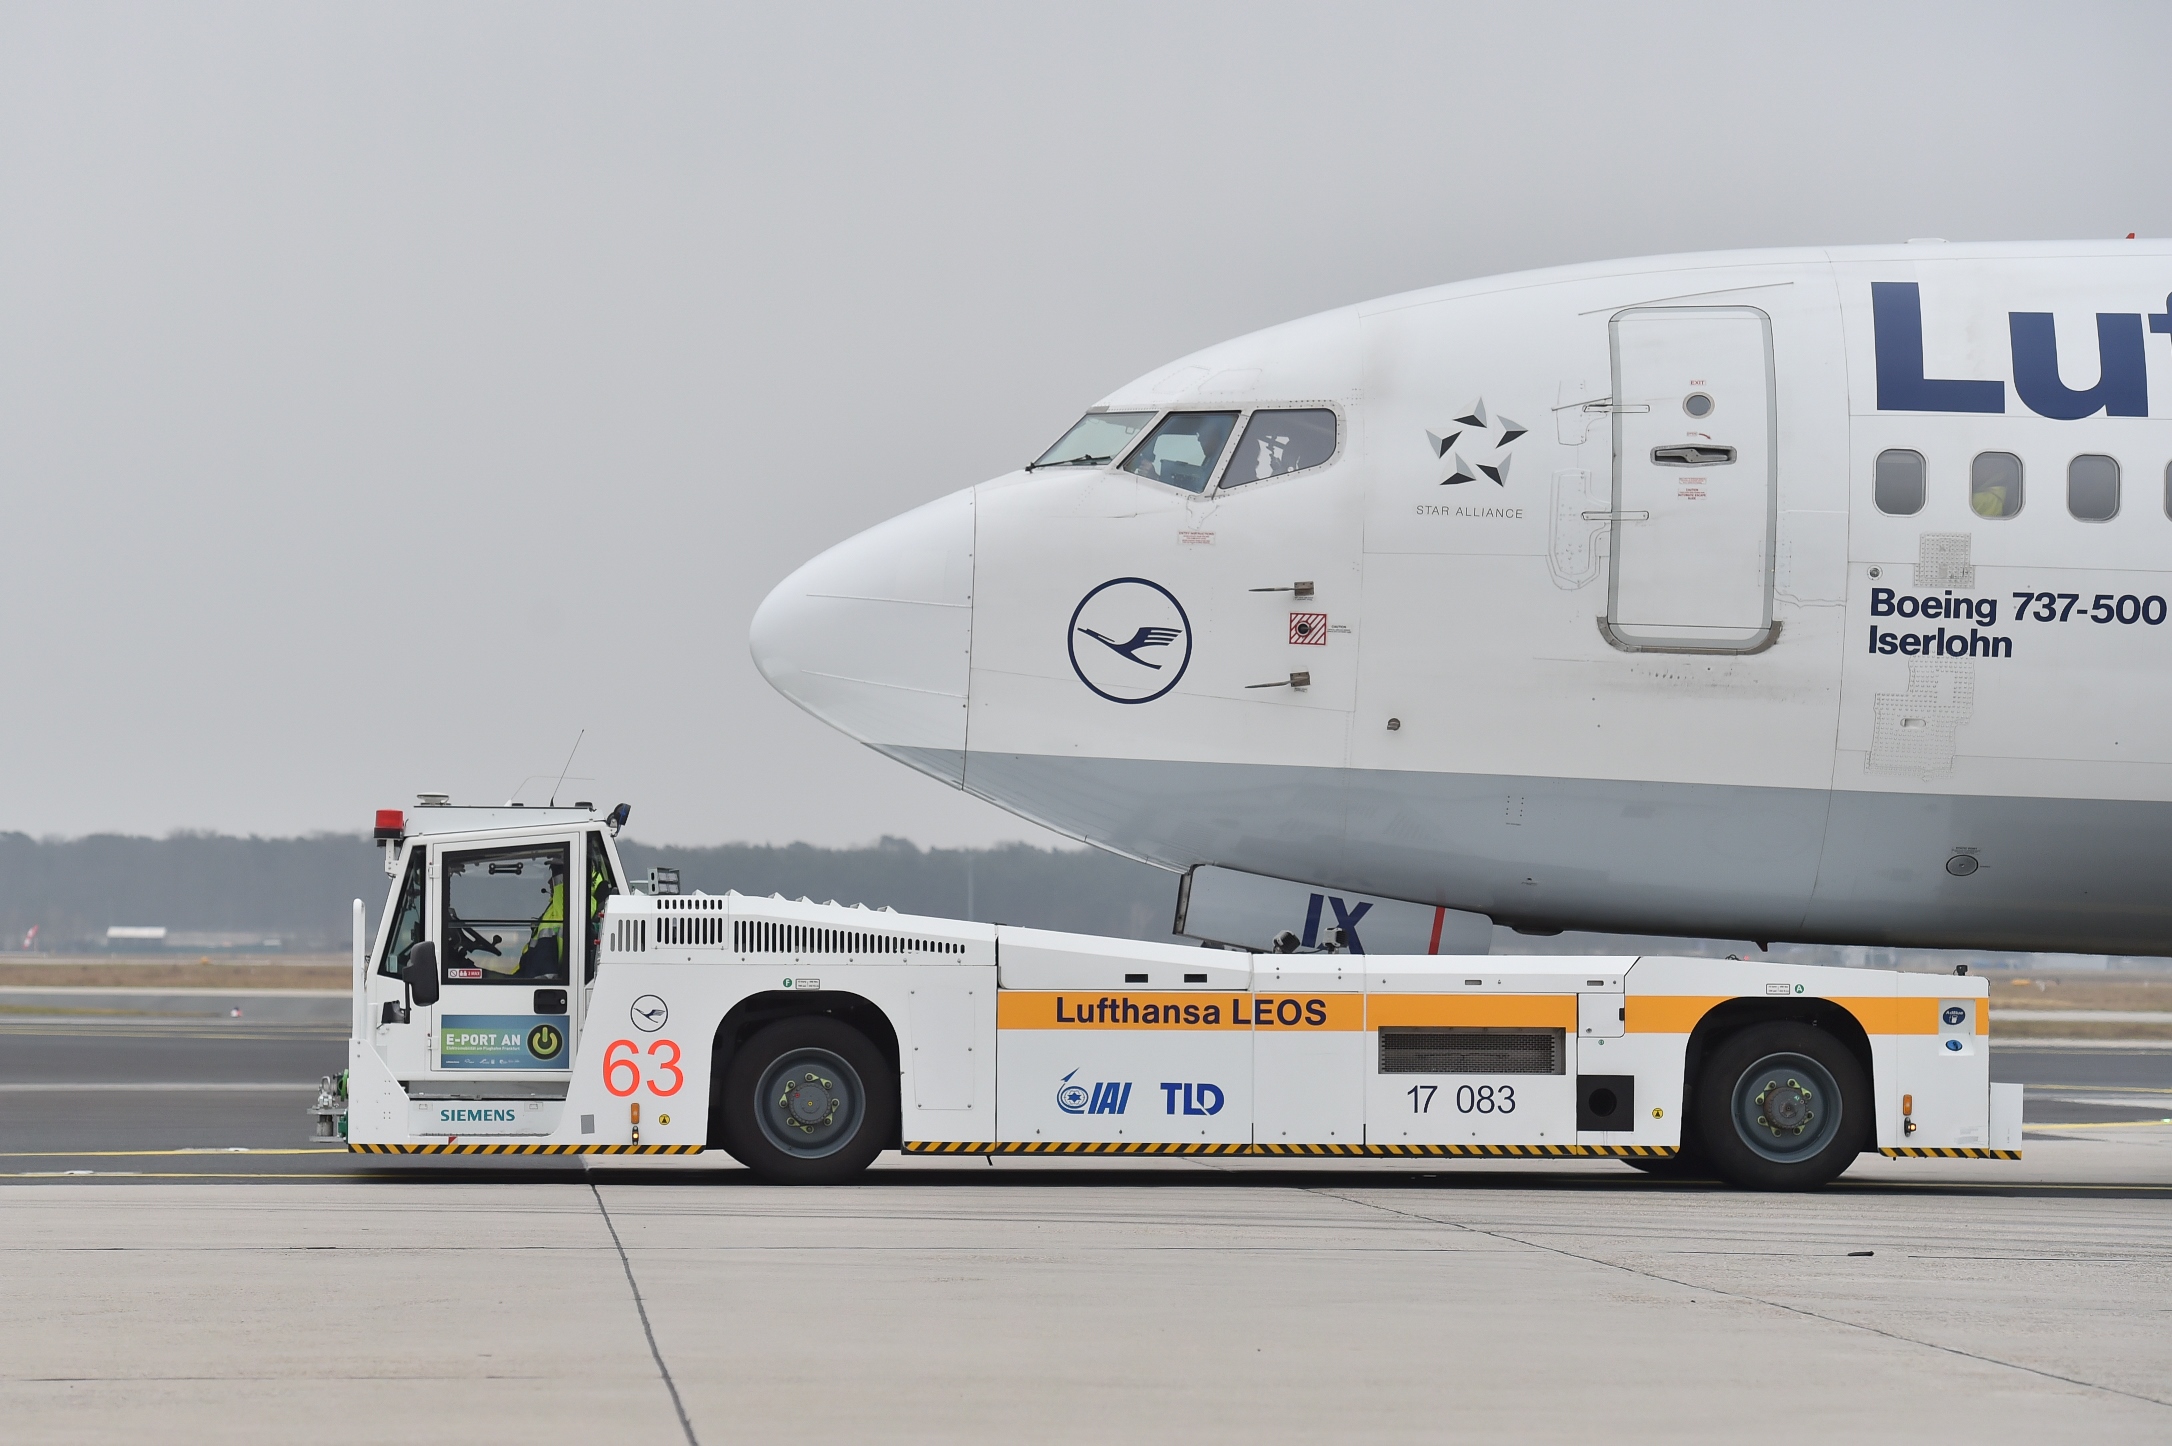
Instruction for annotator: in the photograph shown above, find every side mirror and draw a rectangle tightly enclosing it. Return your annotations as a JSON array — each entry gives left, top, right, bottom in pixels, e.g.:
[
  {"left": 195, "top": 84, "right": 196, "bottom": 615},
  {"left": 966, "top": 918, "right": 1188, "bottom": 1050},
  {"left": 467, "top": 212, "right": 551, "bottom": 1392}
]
[{"left": 401, "top": 940, "right": 441, "bottom": 1008}]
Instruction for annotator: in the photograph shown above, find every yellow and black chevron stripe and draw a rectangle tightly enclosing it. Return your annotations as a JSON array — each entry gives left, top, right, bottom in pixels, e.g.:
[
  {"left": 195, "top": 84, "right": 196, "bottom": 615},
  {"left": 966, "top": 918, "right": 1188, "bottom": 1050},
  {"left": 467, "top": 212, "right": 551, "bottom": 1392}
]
[
  {"left": 903, "top": 1141, "right": 1676, "bottom": 1158},
  {"left": 349, "top": 1142, "right": 704, "bottom": 1156},
  {"left": 1879, "top": 1146, "right": 2022, "bottom": 1160}
]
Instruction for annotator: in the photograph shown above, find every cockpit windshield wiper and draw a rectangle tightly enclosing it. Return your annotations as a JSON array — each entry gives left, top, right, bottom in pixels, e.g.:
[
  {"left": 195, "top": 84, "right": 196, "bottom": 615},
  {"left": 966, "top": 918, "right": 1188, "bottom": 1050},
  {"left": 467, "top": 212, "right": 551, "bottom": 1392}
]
[{"left": 1027, "top": 454, "right": 1112, "bottom": 470}]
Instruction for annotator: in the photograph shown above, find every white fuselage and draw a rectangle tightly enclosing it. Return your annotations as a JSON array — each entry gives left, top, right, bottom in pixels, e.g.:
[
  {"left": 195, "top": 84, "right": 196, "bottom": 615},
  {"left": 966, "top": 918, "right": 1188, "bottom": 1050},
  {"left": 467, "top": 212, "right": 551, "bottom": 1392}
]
[{"left": 751, "top": 242, "right": 2172, "bottom": 954}]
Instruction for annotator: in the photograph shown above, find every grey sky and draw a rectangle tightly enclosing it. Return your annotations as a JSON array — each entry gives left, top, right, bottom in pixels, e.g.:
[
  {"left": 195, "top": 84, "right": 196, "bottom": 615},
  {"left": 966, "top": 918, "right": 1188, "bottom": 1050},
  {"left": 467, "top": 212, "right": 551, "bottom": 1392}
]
[{"left": 4, "top": 3, "right": 2169, "bottom": 847}]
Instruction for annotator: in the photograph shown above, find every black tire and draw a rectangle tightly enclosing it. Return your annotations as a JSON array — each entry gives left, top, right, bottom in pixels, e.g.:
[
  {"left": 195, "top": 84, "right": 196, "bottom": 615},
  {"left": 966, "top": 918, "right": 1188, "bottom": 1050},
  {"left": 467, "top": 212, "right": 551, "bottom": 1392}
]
[
  {"left": 1693, "top": 1021, "right": 1869, "bottom": 1191},
  {"left": 719, "top": 1016, "right": 895, "bottom": 1185}
]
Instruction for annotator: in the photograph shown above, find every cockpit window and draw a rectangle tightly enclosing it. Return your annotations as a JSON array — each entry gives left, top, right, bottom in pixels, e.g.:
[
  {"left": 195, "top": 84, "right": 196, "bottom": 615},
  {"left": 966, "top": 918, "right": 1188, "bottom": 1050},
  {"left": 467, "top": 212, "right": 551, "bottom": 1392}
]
[
  {"left": 1218, "top": 409, "right": 1338, "bottom": 489},
  {"left": 1029, "top": 411, "right": 1154, "bottom": 470},
  {"left": 1121, "top": 411, "right": 1239, "bottom": 493}
]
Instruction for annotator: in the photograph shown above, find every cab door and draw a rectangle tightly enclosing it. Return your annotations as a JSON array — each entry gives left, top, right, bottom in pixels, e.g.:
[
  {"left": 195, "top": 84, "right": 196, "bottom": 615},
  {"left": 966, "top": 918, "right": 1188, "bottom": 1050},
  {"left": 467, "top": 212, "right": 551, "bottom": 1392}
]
[
  {"left": 429, "top": 837, "right": 578, "bottom": 1089},
  {"left": 369, "top": 843, "right": 433, "bottom": 1079},
  {"left": 1604, "top": 305, "right": 1777, "bottom": 652}
]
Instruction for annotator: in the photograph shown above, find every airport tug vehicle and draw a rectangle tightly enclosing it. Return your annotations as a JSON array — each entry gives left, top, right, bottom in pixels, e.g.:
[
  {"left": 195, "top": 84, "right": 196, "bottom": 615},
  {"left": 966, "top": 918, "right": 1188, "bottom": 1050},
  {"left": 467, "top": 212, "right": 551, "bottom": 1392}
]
[{"left": 326, "top": 802, "right": 2021, "bottom": 1189}]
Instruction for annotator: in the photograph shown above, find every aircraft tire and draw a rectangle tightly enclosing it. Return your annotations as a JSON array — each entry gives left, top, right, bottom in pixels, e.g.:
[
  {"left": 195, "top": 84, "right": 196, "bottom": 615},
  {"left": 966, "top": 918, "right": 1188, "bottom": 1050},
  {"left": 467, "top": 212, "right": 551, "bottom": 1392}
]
[
  {"left": 720, "top": 1016, "right": 895, "bottom": 1185},
  {"left": 1692, "top": 1022, "right": 1869, "bottom": 1191}
]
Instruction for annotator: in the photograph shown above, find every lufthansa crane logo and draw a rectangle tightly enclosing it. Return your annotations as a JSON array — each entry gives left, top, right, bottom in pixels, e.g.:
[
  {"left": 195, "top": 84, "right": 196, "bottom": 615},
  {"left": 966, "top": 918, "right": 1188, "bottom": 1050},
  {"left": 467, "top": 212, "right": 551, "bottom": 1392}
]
[{"left": 1068, "top": 578, "right": 1192, "bottom": 704}]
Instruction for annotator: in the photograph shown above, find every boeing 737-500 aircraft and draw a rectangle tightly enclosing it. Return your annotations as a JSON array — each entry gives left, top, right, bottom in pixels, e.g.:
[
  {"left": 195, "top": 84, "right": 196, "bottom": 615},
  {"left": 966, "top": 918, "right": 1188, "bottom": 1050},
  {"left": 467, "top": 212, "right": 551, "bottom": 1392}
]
[{"left": 751, "top": 241, "right": 2172, "bottom": 956}]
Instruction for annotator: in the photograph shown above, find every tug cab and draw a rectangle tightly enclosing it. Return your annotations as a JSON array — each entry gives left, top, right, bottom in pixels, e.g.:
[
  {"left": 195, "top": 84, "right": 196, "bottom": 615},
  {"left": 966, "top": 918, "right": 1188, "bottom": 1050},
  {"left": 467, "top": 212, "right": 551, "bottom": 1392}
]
[{"left": 358, "top": 799, "right": 626, "bottom": 1139}]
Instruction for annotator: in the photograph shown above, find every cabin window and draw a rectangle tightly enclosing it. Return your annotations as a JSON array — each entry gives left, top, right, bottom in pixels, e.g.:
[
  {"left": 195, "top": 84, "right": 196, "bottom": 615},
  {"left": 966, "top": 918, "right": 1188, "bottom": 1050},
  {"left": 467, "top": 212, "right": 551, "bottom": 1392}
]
[
  {"left": 2067, "top": 455, "right": 2119, "bottom": 522},
  {"left": 1028, "top": 411, "right": 1154, "bottom": 470},
  {"left": 376, "top": 849, "right": 427, "bottom": 977},
  {"left": 1873, "top": 449, "right": 1925, "bottom": 515},
  {"left": 1121, "top": 411, "right": 1240, "bottom": 493},
  {"left": 1970, "top": 452, "right": 2023, "bottom": 519},
  {"left": 1218, "top": 409, "right": 1339, "bottom": 489},
  {"left": 442, "top": 843, "right": 573, "bottom": 985}
]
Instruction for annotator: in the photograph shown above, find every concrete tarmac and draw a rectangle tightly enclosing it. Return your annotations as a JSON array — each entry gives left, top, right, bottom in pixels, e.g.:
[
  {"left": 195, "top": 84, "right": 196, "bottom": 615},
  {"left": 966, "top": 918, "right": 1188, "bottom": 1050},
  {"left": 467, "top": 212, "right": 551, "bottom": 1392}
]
[
  {"left": 3, "top": 1012, "right": 2172, "bottom": 1441},
  {"left": 3, "top": 1147, "right": 2170, "bottom": 1445}
]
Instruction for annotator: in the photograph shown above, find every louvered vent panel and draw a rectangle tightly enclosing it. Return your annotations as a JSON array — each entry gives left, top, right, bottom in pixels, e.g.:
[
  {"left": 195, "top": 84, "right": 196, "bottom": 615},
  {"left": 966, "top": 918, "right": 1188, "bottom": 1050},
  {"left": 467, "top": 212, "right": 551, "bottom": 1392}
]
[
  {"left": 1377, "top": 1027, "right": 1564, "bottom": 1076},
  {"left": 654, "top": 895, "right": 731, "bottom": 946},
  {"left": 730, "top": 918, "right": 967, "bottom": 956}
]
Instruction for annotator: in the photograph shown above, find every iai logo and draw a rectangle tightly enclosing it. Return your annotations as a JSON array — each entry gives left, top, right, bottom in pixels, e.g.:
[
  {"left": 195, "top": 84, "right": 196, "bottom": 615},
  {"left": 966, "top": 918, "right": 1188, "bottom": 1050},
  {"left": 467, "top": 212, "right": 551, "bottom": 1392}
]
[
  {"left": 1056, "top": 1068, "right": 1132, "bottom": 1115},
  {"left": 1068, "top": 578, "right": 1192, "bottom": 704}
]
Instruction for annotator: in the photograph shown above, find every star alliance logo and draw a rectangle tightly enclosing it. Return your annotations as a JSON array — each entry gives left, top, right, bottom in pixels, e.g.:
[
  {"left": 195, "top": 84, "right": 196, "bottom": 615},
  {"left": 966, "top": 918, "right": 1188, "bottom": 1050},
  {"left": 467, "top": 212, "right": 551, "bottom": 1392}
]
[{"left": 1426, "top": 397, "right": 1527, "bottom": 486}]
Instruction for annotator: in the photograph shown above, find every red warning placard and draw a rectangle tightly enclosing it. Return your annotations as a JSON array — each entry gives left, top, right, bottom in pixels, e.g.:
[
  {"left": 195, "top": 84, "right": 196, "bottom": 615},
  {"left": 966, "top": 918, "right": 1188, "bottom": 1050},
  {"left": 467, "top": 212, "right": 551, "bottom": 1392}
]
[{"left": 1289, "top": 612, "right": 1327, "bottom": 645}]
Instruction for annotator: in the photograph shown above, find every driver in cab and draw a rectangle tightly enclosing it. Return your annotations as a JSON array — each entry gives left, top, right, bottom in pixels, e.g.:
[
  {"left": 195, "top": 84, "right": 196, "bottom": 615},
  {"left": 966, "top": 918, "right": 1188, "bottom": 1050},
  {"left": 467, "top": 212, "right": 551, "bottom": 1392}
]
[
  {"left": 519, "top": 860, "right": 567, "bottom": 978},
  {"left": 445, "top": 857, "right": 568, "bottom": 982}
]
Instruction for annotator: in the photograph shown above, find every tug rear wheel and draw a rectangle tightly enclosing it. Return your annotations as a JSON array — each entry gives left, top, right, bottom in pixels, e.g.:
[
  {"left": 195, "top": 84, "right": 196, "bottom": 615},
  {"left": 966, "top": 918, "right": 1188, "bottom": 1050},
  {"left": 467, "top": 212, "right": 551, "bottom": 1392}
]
[
  {"left": 720, "top": 1016, "right": 894, "bottom": 1185},
  {"left": 1693, "top": 1022, "right": 1869, "bottom": 1191}
]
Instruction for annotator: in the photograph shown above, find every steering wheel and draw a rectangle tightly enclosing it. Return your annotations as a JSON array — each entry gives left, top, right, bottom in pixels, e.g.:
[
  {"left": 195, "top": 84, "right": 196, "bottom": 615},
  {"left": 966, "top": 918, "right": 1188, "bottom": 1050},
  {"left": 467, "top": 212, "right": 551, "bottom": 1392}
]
[{"left": 452, "top": 923, "right": 502, "bottom": 958}]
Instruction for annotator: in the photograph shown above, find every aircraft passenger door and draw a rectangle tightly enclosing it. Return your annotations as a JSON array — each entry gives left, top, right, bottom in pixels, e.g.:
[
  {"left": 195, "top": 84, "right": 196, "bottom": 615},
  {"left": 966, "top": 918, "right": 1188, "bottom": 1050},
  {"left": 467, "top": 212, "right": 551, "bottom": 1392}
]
[{"left": 1604, "top": 306, "right": 1777, "bottom": 652}]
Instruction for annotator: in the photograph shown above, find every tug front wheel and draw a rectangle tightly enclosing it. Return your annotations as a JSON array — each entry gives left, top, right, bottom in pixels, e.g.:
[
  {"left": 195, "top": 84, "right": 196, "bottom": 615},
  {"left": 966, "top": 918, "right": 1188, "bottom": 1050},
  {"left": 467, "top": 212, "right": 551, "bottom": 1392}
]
[
  {"left": 720, "top": 1016, "right": 895, "bottom": 1185},
  {"left": 1692, "top": 1021, "right": 1869, "bottom": 1191}
]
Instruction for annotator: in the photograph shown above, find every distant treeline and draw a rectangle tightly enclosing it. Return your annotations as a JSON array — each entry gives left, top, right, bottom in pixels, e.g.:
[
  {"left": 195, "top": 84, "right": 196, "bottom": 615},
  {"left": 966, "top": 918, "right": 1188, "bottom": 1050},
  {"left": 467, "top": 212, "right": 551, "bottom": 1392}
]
[{"left": 0, "top": 832, "right": 1178, "bottom": 952}]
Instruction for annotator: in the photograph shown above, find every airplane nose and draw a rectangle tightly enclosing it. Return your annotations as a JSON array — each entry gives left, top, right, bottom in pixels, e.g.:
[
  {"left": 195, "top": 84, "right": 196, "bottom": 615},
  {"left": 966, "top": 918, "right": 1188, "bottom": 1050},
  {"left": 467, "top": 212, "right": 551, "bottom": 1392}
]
[{"left": 749, "top": 487, "right": 974, "bottom": 783}]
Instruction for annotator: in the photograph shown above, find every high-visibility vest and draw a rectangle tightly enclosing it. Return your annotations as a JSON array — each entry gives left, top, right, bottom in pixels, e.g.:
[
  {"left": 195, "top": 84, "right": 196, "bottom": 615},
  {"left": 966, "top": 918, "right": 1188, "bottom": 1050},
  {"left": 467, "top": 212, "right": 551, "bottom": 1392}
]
[{"left": 536, "top": 881, "right": 565, "bottom": 939}]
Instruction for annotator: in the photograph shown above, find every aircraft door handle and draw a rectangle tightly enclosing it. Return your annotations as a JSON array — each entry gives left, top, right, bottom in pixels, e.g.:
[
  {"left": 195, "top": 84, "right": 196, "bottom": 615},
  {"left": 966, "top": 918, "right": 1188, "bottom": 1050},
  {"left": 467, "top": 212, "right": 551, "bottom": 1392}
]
[
  {"left": 1249, "top": 581, "right": 1316, "bottom": 598},
  {"left": 1580, "top": 511, "right": 1649, "bottom": 522},
  {"left": 1246, "top": 672, "right": 1311, "bottom": 690},
  {"left": 1651, "top": 444, "right": 1736, "bottom": 466}
]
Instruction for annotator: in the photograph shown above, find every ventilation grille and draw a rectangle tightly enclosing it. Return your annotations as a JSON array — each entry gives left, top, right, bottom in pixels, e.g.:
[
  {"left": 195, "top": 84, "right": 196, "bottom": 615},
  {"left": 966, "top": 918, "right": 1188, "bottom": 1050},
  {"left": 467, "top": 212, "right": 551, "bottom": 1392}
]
[
  {"left": 1378, "top": 1027, "right": 1564, "bottom": 1076},
  {"left": 655, "top": 913, "right": 730, "bottom": 946},
  {"left": 733, "top": 919, "right": 965, "bottom": 957},
  {"left": 649, "top": 895, "right": 726, "bottom": 946},
  {"left": 610, "top": 918, "right": 647, "bottom": 953}
]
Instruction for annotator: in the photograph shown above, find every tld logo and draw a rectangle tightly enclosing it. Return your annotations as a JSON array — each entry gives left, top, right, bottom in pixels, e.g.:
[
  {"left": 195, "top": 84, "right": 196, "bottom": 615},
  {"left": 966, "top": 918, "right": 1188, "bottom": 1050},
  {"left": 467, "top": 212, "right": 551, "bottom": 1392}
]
[
  {"left": 1056, "top": 1069, "right": 1132, "bottom": 1115},
  {"left": 1873, "top": 281, "right": 2168, "bottom": 419},
  {"left": 1160, "top": 1082, "right": 1225, "bottom": 1116}
]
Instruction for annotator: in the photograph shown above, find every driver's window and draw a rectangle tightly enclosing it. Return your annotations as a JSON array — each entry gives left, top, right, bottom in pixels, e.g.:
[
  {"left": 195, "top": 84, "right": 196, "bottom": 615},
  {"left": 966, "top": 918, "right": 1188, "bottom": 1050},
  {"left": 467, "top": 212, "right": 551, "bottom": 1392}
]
[
  {"left": 442, "top": 843, "right": 572, "bottom": 984},
  {"left": 375, "top": 848, "right": 426, "bottom": 977}
]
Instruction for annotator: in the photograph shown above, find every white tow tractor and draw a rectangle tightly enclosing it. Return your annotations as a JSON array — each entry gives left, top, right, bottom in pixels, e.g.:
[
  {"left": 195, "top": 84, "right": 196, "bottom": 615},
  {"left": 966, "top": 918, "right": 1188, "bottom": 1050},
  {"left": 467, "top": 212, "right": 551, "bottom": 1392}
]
[{"left": 319, "top": 799, "right": 2022, "bottom": 1189}]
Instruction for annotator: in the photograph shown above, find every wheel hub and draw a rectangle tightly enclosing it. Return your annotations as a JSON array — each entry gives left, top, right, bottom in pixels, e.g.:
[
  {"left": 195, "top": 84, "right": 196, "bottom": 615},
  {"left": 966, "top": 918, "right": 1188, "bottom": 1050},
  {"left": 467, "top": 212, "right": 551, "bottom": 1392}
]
[
  {"left": 779, "top": 1072, "right": 840, "bottom": 1132},
  {"left": 1728, "top": 1049, "right": 1844, "bottom": 1165},
  {"left": 753, "top": 1046, "right": 866, "bottom": 1160},
  {"left": 1754, "top": 1077, "right": 1816, "bottom": 1135}
]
